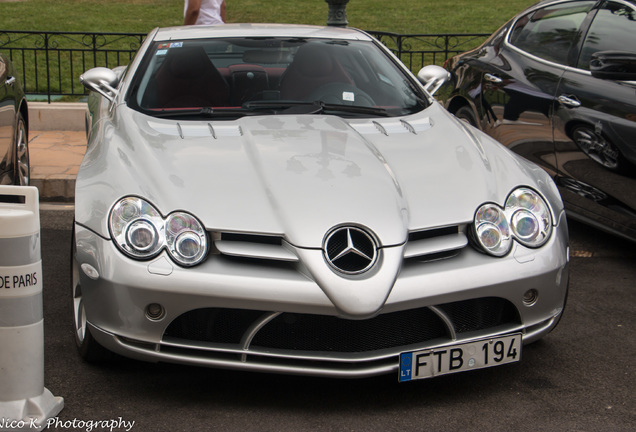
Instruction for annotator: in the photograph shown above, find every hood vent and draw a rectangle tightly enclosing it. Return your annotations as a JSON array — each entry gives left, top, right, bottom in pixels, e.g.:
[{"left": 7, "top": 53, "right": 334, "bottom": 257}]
[
  {"left": 147, "top": 120, "right": 243, "bottom": 138},
  {"left": 350, "top": 117, "right": 432, "bottom": 136}
]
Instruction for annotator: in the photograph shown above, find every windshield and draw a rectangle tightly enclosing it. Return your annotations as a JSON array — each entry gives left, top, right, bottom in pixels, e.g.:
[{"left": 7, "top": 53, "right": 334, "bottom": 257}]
[{"left": 127, "top": 37, "right": 428, "bottom": 119}]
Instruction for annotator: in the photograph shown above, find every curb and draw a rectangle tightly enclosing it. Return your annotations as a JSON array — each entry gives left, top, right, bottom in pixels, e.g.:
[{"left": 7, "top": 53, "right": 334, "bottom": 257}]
[
  {"left": 28, "top": 102, "right": 87, "bottom": 132},
  {"left": 31, "top": 177, "right": 76, "bottom": 203},
  {"left": 27, "top": 103, "right": 88, "bottom": 202},
  {"left": 29, "top": 102, "right": 88, "bottom": 131}
]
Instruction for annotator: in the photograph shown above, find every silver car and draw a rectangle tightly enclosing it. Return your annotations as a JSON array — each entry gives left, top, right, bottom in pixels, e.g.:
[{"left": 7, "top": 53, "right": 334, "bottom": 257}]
[{"left": 74, "top": 24, "right": 569, "bottom": 381}]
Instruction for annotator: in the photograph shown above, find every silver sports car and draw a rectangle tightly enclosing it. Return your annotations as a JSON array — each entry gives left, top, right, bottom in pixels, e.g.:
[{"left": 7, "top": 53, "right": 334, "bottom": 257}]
[{"left": 75, "top": 24, "right": 569, "bottom": 381}]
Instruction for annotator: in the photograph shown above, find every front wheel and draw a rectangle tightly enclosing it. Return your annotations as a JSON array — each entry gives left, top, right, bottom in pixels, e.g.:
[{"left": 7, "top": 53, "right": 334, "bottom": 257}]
[
  {"left": 571, "top": 125, "right": 629, "bottom": 173},
  {"left": 71, "top": 225, "right": 112, "bottom": 362},
  {"left": 13, "top": 114, "right": 30, "bottom": 186},
  {"left": 454, "top": 105, "right": 478, "bottom": 128}
]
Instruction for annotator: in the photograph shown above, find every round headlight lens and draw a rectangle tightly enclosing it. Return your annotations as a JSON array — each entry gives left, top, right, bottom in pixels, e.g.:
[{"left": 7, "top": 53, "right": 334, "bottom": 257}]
[
  {"left": 126, "top": 220, "right": 158, "bottom": 252},
  {"left": 477, "top": 223, "right": 502, "bottom": 249},
  {"left": 510, "top": 210, "right": 539, "bottom": 240},
  {"left": 176, "top": 232, "right": 202, "bottom": 258}
]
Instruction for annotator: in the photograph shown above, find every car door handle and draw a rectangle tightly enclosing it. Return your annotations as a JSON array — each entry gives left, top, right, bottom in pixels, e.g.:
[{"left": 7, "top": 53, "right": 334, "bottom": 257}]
[
  {"left": 558, "top": 95, "right": 581, "bottom": 108},
  {"left": 5, "top": 76, "right": 16, "bottom": 86},
  {"left": 484, "top": 73, "right": 503, "bottom": 84}
]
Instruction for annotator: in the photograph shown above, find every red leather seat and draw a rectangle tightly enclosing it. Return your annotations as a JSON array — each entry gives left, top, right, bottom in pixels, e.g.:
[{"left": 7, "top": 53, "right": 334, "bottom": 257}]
[
  {"left": 279, "top": 44, "right": 353, "bottom": 101},
  {"left": 154, "top": 46, "right": 230, "bottom": 108}
]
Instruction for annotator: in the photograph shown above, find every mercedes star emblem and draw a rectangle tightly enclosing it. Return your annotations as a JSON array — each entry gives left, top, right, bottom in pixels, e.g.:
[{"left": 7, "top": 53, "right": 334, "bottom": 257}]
[{"left": 324, "top": 226, "right": 378, "bottom": 275}]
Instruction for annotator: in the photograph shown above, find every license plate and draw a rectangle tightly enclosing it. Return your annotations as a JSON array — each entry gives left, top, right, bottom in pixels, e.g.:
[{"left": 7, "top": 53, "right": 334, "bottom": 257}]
[{"left": 399, "top": 334, "right": 521, "bottom": 382}]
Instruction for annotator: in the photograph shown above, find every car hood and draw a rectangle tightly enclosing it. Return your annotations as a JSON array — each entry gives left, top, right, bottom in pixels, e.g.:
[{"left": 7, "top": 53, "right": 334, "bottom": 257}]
[{"left": 76, "top": 102, "right": 551, "bottom": 248}]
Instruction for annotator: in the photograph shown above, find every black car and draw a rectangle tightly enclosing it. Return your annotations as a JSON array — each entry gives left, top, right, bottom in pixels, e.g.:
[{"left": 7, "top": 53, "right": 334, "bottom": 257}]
[
  {"left": 0, "top": 52, "right": 29, "bottom": 186},
  {"left": 444, "top": 0, "right": 636, "bottom": 242}
]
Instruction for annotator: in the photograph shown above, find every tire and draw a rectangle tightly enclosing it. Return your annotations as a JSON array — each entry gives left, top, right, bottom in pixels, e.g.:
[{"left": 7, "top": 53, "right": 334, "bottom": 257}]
[
  {"left": 571, "top": 125, "right": 631, "bottom": 174},
  {"left": 557, "top": 177, "right": 607, "bottom": 202},
  {"left": 13, "top": 114, "right": 30, "bottom": 186},
  {"left": 454, "top": 105, "right": 478, "bottom": 128},
  {"left": 71, "top": 225, "right": 113, "bottom": 362}
]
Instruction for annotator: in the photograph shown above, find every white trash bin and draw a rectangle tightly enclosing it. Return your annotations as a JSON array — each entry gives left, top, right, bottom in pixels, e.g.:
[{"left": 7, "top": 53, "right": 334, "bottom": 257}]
[{"left": 0, "top": 186, "right": 63, "bottom": 431}]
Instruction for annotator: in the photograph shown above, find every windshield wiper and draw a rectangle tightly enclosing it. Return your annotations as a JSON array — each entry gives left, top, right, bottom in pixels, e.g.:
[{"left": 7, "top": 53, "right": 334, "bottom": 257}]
[
  {"left": 244, "top": 100, "right": 389, "bottom": 117},
  {"left": 318, "top": 102, "right": 390, "bottom": 117},
  {"left": 148, "top": 100, "right": 391, "bottom": 119},
  {"left": 242, "top": 101, "right": 318, "bottom": 112},
  {"left": 149, "top": 107, "right": 245, "bottom": 118}
]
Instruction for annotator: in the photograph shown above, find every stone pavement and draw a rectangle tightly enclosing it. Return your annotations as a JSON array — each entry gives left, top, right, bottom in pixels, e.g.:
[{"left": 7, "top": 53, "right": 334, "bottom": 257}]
[{"left": 29, "top": 130, "right": 87, "bottom": 202}]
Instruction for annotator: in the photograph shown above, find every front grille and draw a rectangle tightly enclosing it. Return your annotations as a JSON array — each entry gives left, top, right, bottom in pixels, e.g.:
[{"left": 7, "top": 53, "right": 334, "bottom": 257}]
[
  {"left": 164, "top": 308, "right": 263, "bottom": 344},
  {"left": 438, "top": 297, "right": 518, "bottom": 334},
  {"left": 220, "top": 233, "right": 282, "bottom": 245},
  {"left": 408, "top": 226, "right": 460, "bottom": 241},
  {"left": 250, "top": 308, "right": 447, "bottom": 352},
  {"left": 163, "top": 297, "right": 520, "bottom": 354}
]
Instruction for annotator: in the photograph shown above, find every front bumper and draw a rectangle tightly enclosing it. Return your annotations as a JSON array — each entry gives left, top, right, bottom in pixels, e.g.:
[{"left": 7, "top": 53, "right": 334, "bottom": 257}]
[{"left": 75, "top": 215, "right": 569, "bottom": 378}]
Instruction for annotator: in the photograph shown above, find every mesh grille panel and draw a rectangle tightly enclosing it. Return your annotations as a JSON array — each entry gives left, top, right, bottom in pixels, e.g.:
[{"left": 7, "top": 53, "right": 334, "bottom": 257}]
[
  {"left": 162, "top": 298, "right": 521, "bottom": 353},
  {"left": 251, "top": 308, "right": 446, "bottom": 352},
  {"left": 164, "top": 308, "right": 264, "bottom": 344},
  {"left": 437, "top": 297, "right": 519, "bottom": 334}
]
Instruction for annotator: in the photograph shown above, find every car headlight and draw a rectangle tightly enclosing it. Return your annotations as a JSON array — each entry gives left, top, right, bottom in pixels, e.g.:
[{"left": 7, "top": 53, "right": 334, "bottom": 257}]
[
  {"left": 474, "top": 203, "right": 512, "bottom": 256},
  {"left": 109, "top": 197, "right": 208, "bottom": 266},
  {"left": 165, "top": 212, "right": 208, "bottom": 266},
  {"left": 473, "top": 188, "right": 553, "bottom": 257},
  {"left": 505, "top": 188, "right": 552, "bottom": 247}
]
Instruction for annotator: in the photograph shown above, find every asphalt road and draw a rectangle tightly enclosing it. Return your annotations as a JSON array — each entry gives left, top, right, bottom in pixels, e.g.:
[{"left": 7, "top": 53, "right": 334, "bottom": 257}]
[{"left": 35, "top": 206, "right": 635, "bottom": 432}]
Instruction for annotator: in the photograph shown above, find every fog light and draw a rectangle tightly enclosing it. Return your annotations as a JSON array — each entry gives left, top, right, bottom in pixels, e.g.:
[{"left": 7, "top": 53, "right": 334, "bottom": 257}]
[
  {"left": 80, "top": 263, "right": 100, "bottom": 280},
  {"left": 145, "top": 303, "right": 165, "bottom": 320},
  {"left": 523, "top": 289, "right": 539, "bottom": 306}
]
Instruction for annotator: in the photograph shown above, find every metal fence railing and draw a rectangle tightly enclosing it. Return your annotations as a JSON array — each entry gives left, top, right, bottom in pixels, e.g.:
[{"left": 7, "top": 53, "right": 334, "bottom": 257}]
[
  {"left": 0, "top": 31, "right": 145, "bottom": 102},
  {"left": 366, "top": 31, "right": 490, "bottom": 71},
  {"left": 0, "top": 30, "right": 489, "bottom": 102}
]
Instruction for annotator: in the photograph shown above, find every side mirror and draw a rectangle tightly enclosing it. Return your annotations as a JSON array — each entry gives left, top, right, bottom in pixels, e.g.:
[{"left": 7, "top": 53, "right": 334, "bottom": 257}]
[
  {"left": 112, "top": 65, "right": 128, "bottom": 80},
  {"left": 80, "top": 67, "right": 120, "bottom": 102},
  {"left": 590, "top": 51, "right": 636, "bottom": 81},
  {"left": 417, "top": 65, "right": 451, "bottom": 96}
]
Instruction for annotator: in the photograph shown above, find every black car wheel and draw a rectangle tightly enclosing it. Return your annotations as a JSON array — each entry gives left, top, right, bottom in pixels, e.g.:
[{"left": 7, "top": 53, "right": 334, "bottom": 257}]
[
  {"left": 571, "top": 125, "right": 623, "bottom": 172},
  {"left": 13, "top": 114, "right": 30, "bottom": 186},
  {"left": 558, "top": 177, "right": 608, "bottom": 202},
  {"left": 454, "top": 105, "right": 478, "bottom": 128}
]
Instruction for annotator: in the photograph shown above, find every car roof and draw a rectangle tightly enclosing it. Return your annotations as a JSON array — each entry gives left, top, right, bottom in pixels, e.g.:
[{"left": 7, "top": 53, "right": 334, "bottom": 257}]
[
  {"left": 151, "top": 23, "right": 374, "bottom": 42},
  {"left": 526, "top": 0, "right": 635, "bottom": 11}
]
